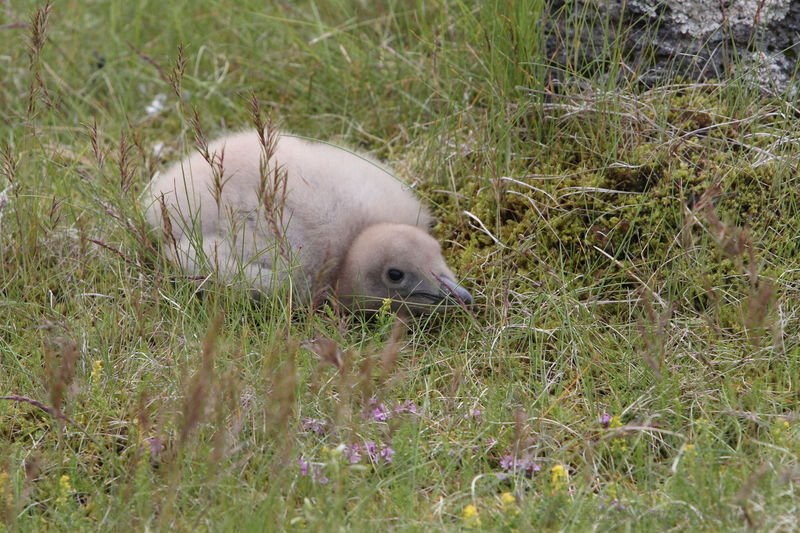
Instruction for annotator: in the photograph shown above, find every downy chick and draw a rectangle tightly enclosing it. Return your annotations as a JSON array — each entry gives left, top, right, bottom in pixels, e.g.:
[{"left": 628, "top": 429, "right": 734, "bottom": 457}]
[{"left": 143, "top": 131, "right": 471, "bottom": 314}]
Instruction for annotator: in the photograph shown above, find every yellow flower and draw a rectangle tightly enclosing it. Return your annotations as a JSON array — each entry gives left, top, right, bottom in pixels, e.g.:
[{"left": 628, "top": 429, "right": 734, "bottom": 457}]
[
  {"left": 500, "top": 492, "right": 516, "bottom": 505},
  {"left": 611, "top": 437, "right": 628, "bottom": 453},
  {"left": 550, "top": 464, "right": 568, "bottom": 493},
  {"left": 683, "top": 443, "right": 696, "bottom": 455},
  {"left": 607, "top": 416, "right": 628, "bottom": 452},
  {"left": 772, "top": 419, "right": 792, "bottom": 443},
  {"left": 57, "top": 474, "right": 71, "bottom": 504},
  {"left": 462, "top": 504, "right": 481, "bottom": 527},
  {"left": 378, "top": 297, "right": 392, "bottom": 316},
  {"left": 463, "top": 504, "right": 478, "bottom": 518},
  {"left": 91, "top": 360, "right": 103, "bottom": 385},
  {"left": 499, "top": 491, "right": 520, "bottom": 517}
]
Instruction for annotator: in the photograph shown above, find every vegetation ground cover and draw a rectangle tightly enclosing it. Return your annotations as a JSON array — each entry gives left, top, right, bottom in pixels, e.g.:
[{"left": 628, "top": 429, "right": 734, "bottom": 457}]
[{"left": 1, "top": 1, "right": 798, "bottom": 530}]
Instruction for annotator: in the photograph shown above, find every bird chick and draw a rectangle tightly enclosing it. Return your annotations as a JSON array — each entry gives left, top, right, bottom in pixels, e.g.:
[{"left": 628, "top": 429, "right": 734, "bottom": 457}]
[{"left": 143, "top": 131, "right": 472, "bottom": 314}]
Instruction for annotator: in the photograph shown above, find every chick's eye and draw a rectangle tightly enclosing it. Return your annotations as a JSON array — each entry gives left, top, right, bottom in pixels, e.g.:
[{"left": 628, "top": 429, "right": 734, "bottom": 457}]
[{"left": 387, "top": 268, "right": 405, "bottom": 282}]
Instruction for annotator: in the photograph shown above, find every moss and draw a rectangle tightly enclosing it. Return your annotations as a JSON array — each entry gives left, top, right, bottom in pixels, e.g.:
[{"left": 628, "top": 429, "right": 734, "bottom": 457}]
[{"left": 421, "top": 84, "right": 797, "bottom": 328}]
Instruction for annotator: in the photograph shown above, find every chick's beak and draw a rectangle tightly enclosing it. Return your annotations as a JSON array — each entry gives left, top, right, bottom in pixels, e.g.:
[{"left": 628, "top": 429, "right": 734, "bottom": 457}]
[{"left": 437, "top": 276, "right": 473, "bottom": 307}]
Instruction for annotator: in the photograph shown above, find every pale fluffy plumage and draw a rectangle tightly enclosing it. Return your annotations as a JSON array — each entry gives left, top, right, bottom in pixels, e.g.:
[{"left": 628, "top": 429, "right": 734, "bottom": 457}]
[{"left": 143, "top": 131, "right": 471, "bottom": 313}]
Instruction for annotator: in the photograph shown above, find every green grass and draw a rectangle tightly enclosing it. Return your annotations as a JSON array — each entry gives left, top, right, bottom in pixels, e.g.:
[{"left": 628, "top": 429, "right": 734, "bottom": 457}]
[{"left": 1, "top": 0, "right": 798, "bottom": 531}]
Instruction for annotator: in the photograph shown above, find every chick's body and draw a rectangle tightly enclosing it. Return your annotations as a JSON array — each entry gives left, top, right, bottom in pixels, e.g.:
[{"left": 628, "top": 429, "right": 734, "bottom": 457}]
[{"left": 144, "top": 131, "right": 443, "bottom": 308}]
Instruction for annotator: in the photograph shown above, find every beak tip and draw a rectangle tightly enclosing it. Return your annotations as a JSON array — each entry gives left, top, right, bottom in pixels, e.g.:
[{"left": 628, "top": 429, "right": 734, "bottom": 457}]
[
  {"left": 438, "top": 277, "right": 473, "bottom": 308},
  {"left": 457, "top": 288, "right": 473, "bottom": 307}
]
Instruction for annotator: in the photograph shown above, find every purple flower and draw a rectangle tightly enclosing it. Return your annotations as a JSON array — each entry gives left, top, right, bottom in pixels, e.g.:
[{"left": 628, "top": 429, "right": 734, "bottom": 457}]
[
  {"left": 499, "top": 453, "right": 540, "bottom": 478},
  {"left": 299, "top": 458, "right": 329, "bottom": 484},
  {"left": 600, "top": 413, "right": 611, "bottom": 428},
  {"left": 380, "top": 445, "right": 395, "bottom": 463},
  {"left": 464, "top": 409, "right": 483, "bottom": 420},
  {"left": 372, "top": 404, "right": 389, "bottom": 422},
  {"left": 356, "top": 441, "right": 395, "bottom": 464},
  {"left": 364, "top": 441, "right": 379, "bottom": 462},
  {"left": 345, "top": 444, "right": 362, "bottom": 464},
  {"left": 525, "top": 462, "right": 541, "bottom": 477},
  {"left": 141, "top": 437, "right": 164, "bottom": 458},
  {"left": 365, "top": 398, "right": 391, "bottom": 422},
  {"left": 394, "top": 400, "right": 418, "bottom": 415},
  {"left": 301, "top": 418, "right": 327, "bottom": 434}
]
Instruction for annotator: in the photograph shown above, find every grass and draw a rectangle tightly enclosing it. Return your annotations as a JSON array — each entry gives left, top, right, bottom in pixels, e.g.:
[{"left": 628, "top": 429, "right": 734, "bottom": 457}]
[{"left": 1, "top": 0, "right": 798, "bottom": 530}]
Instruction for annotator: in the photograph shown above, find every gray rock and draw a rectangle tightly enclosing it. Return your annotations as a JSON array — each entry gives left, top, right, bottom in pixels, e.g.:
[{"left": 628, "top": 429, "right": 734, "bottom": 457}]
[{"left": 551, "top": 0, "right": 799, "bottom": 90}]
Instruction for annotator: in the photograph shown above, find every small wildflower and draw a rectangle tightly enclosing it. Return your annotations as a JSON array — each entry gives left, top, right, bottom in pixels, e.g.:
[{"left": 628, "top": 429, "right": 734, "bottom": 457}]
[
  {"left": 380, "top": 445, "right": 395, "bottom": 464},
  {"left": 499, "top": 491, "right": 520, "bottom": 517},
  {"left": 611, "top": 438, "right": 628, "bottom": 452},
  {"left": 500, "top": 492, "right": 516, "bottom": 505},
  {"left": 57, "top": 474, "right": 72, "bottom": 504},
  {"left": 772, "top": 418, "right": 792, "bottom": 444},
  {"left": 364, "top": 441, "right": 379, "bottom": 460},
  {"left": 600, "top": 413, "right": 611, "bottom": 427},
  {"left": 683, "top": 443, "right": 696, "bottom": 456},
  {"left": 356, "top": 441, "right": 395, "bottom": 465},
  {"left": 90, "top": 360, "right": 103, "bottom": 385},
  {"left": 145, "top": 437, "right": 164, "bottom": 458},
  {"left": 372, "top": 404, "right": 389, "bottom": 422},
  {"left": 462, "top": 504, "right": 481, "bottom": 528},
  {"left": 464, "top": 409, "right": 482, "bottom": 421},
  {"left": 528, "top": 462, "right": 542, "bottom": 475},
  {"left": 365, "top": 398, "right": 392, "bottom": 422},
  {"left": 393, "top": 400, "right": 418, "bottom": 415},
  {"left": 609, "top": 498, "right": 626, "bottom": 510},
  {"left": 550, "top": 464, "right": 568, "bottom": 493},
  {"left": 378, "top": 297, "right": 392, "bottom": 316},
  {"left": 607, "top": 416, "right": 627, "bottom": 452},
  {"left": 345, "top": 444, "right": 362, "bottom": 464},
  {"left": 498, "top": 454, "right": 540, "bottom": 478},
  {"left": 499, "top": 455, "right": 514, "bottom": 470},
  {"left": 298, "top": 459, "right": 328, "bottom": 484},
  {"left": 301, "top": 418, "right": 326, "bottom": 435}
]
